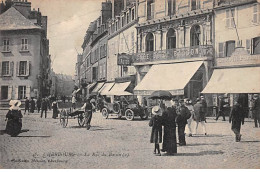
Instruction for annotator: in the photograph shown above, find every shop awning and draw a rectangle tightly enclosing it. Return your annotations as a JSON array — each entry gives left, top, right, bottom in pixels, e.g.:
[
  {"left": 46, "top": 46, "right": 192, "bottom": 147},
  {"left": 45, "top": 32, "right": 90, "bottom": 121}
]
[
  {"left": 106, "top": 81, "right": 132, "bottom": 96},
  {"left": 202, "top": 67, "right": 260, "bottom": 94},
  {"left": 134, "top": 61, "right": 203, "bottom": 95},
  {"left": 91, "top": 82, "right": 105, "bottom": 95},
  {"left": 99, "top": 82, "right": 115, "bottom": 95}
]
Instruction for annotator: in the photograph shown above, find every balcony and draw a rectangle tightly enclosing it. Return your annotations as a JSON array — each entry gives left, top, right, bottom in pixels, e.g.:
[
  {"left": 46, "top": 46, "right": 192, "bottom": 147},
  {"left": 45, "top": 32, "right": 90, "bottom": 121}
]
[{"left": 132, "top": 45, "right": 214, "bottom": 64}]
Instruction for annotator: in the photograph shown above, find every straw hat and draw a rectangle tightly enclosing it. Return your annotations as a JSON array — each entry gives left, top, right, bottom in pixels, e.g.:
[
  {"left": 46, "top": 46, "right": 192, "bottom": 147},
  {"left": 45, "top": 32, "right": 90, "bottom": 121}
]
[
  {"left": 152, "top": 106, "right": 162, "bottom": 116},
  {"left": 9, "top": 100, "right": 21, "bottom": 110}
]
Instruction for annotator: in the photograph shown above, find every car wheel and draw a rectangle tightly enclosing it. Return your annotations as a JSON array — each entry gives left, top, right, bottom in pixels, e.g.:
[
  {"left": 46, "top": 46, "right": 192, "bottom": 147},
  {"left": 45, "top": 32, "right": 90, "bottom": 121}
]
[
  {"left": 125, "top": 109, "right": 134, "bottom": 121},
  {"left": 101, "top": 108, "right": 109, "bottom": 119}
]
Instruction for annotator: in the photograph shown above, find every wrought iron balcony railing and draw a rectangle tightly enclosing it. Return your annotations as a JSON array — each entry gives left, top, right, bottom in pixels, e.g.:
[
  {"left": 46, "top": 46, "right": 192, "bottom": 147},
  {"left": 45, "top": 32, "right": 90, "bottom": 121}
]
[{"left": 132, "top": 45, "right": 214, "bottom": 64}]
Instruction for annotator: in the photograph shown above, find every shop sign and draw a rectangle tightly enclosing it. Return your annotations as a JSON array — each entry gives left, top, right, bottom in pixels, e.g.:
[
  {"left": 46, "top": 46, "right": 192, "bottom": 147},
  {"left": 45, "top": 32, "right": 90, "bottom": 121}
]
[
  {"left": 117, "top": 53, "right": 132, "bottom": 66},
  {"left": 134, "top": 89, "right": 184, "bottom": 96}
]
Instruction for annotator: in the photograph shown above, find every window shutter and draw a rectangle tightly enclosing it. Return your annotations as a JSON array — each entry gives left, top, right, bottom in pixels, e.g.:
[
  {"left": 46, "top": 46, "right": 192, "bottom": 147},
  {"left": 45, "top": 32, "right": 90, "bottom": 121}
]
[
  {"left": 218, "top": 42, "right": 224, "bottom": 57},
  {"left": 10, "top": 61, "right": 14, "bottom": 76},
  {"left": 8, "top": 85, "right": 12, "bottom": 100},
  {"left": 258, "top": 4, "right": 260, "bottom": 23},
  {"left": 26, "top": 86, "right": 31, "bottom": 99},
  {"left": 26, "top": 60, "right": 30, "bottom": 76},
  {"left": 223, "top": 42, "right": 227, "bottom": 57},
  {"left": 16, "top": 61, "right": 19, "bottom": 76},
  {"left": 15, "top": 86, "right": 19, "bottom": 99},
  {"left": 253, "top": 4, "right": 257, "bottom": 23},
  {"left": 0, "top": 62, "right": 2, "bottom": 77},
  {"left": 246, "top": 39, "right": 251, "bottom": 54}
]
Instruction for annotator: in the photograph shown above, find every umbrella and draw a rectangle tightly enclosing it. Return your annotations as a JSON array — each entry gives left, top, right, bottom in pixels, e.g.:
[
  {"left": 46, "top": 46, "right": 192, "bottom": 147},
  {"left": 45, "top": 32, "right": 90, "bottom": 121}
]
[{"left": 149, "top": 90, "right": 173, "bottom": 100}]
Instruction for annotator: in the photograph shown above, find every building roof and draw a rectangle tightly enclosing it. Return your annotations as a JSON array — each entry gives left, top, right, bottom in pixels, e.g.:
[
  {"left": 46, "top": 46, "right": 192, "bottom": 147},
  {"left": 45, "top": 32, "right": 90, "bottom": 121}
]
[{"left": 0, "top": 7, "right": 41, "bottom": 31}]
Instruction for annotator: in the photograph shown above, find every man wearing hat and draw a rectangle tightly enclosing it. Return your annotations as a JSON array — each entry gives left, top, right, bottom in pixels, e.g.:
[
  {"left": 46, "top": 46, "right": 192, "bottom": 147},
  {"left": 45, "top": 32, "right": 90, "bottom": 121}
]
[
  {"left": 216, "top": 96, "right": 229, "bottom": 121},
  {"left": 175, "top": 99, "right": 191, "bottom": 146},
  {"left": 252, "top": 94, "right": 260, "bottom": 128},
  {"left": 149, "top": 106, "right": 163, "bottom": 156},
  {"left": 5, "top": 100, "right": 23, "bottom": 137}
]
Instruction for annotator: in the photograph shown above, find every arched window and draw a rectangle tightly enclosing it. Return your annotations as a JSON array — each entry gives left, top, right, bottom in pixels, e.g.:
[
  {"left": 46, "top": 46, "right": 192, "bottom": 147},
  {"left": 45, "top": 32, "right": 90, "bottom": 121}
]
[
  {"left": 167, "top": 28, "right": 176, "bottom": 49},
  {"left": 190, "top": 25, "right": 201, "bottom": 46},
  {"left": 146, "top": 33, "right": 154, "bottom": 52}
]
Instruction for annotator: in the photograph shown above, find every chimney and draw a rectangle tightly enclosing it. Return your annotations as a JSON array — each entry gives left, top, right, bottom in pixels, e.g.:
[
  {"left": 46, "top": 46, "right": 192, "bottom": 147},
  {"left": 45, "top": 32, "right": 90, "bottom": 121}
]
[{"left": 13, "top": 0, "right": 31, "bottom": 18}]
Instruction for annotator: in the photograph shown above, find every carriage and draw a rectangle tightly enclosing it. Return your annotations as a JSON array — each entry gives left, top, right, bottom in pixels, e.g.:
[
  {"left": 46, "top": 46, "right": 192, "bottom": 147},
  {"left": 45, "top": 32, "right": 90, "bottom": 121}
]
[{"left": 59, "top": 108, "right": 89, "bottom": 128}]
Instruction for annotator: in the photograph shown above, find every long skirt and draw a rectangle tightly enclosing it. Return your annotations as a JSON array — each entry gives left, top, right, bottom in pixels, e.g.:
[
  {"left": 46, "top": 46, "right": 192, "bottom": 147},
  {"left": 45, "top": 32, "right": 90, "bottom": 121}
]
[
  {"left": 150, "top": 127, "right": 162, "bottom": 144},
  {"left": 6, "top": 118, "right": 22, "bottom": 137},
  {"left": 162, "top": 126, "right": 177, "bottom": 154}
]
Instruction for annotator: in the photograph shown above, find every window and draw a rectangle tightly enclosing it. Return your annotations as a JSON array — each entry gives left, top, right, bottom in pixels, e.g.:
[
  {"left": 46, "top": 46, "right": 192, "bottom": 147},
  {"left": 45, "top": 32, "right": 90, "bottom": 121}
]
[
  {"left": 126, "top": 12, "right": 130, "bottom": 23},
  {"left": 19, "top": 61, "right": 27, "bottom": 76},
  {"left": 253, "top": 37, "right": 260, "bottom": 54},
  {"left": 18, "top": 86, "right": 26, "bottom": 100},
  {"left": 121, "top": 16, "right": 124, "bottom": 28},
  {"left": 92, "top": 67, "right": 97, "bottom": 81},
  {"left": 191, "top": 0, "right": 200, "bottom": 11},
  {"left": 115, "top": 21, "right": 118, "bottom": 31},
  {"left": 146, "top": 33, "right": 154, "bottom": 52},
  {"left": 131, "top": 8, "right": 135, "bottom": 20},
  {"left": 168, "top": 0, "right": 176, "bottom": 16},
  {"left": 226, "top": 8, "right": 236, "bottom": 28},
  {"left": 2, "top": 61, "right": 10, "bottom": 76},
  {"left": 1, "top": 86, "right": 8, "bottom": 100},
  {"left": 3, "top": 39, "right": 10, "bottom": 51},
  {"left": 253, "top": 4, "right": 260, "bottom": 24},
  {"left": 21, "top": 38, "right": 28, "bottom": 50},
  {"left": 167, "top": 29, "right": 176, "bottom": 49},
  {"left": 131, "top": 31, "right": 135, "bottom": 53},
  {"left": 226, "top": 40, "right": 235, "bottom": 57},
  {"left": 190, "top": 25, "right": 201, "bottom": 46},
  {"left": 147, "top": 0, "right": 155, "bottom": 20}
]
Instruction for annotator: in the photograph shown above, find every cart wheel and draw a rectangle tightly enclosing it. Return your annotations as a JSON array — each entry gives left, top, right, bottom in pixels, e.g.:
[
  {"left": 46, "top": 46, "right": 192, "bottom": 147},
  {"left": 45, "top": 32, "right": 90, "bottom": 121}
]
[
  {"left": 102, "top": 108, "right": 109, "bottom": 119},
  {"left": 60, "top": 110, "right": 68, "bottom": 128},
  {"left": 78, "top": 113, "right": 86, "bottom": 127},
  {"left": 140, "top": 109, "right": 149, "bottom": 120},
  {"left": 125, "top": 109, "right": 134, "bottom": 121}
]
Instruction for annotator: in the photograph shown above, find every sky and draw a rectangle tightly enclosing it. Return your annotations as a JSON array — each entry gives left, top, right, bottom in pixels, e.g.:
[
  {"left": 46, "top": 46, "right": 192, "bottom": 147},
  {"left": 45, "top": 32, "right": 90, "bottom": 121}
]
[{"left": 30, "top": 0, "right": 103, "bottom": 76}]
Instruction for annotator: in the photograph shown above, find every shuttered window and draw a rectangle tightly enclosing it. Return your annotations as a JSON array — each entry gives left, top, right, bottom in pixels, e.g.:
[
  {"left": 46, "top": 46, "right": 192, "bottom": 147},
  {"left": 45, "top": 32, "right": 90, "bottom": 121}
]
[
  {"left": 226, "top": 8, "right": 236, "bottom": 28},
  {"left": 18, "top": 86, "right": 26, "bottom": 100},
  {"left": 2, "top": 61, "right": 10, "bottom": 76},
  {"left": 21, "top": 38, "right": 28, "bottom": 50},
  {"left": 3, "top": 39, "right": 10, "bottom": 52},
  {"left": 252, "top": 4, "right": 260, "bottom": 24},
  {"left": 1, "top": 86, "right": 8, "bottom": 100},
  {"left": 253, "top": 37, "right": 260, "bottom": 54},
  {"left": 19, "top": 61, "right": 27, "bottom": 75}
]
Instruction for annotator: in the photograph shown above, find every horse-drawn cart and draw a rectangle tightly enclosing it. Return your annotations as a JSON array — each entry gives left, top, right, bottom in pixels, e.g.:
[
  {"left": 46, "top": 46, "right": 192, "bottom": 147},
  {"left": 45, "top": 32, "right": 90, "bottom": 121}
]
[{"left": 59, "top": 108, "right": 89, "bottom": 128}]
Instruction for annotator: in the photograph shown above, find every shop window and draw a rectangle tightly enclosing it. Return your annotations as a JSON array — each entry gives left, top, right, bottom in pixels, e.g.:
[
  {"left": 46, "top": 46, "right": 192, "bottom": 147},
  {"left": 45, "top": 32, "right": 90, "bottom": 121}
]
[
  {"left": 3, "top": 39, "right": 10, "bottom": 52},
  {"left": 1, "top": 86, "right": 8, "bottom": 100},
  {"left": 147, "top": 0, "right": 155, "bottom": 20},
  {"left": 226, "top": 40, "right": 235, "bottom": 57},
  {"left": 168, "top": 0, "right": 176, "bottom": 16},
  {"left": 253, "top": 37, "right": 260, "bottom": 54},
  {"left": 18, "top": 86, "right": 26, "bottom": 100},
  {"left": 21, "top": 38, "right": 28, "bottom": 51},
  {"left": 226, "top": 8, "right": 236, "bottom": 28},
  {"left": 146, "top": 33, "right": 154, "bottom": 52},
  {"left": 190, "top": 25, "right": 201, "bottom": 46},
  {"left": 2, "top": 61, "right": 10, "bottom": 76},
  {"left": 166, "top": 29, "right": 176, "bottom": 49}
]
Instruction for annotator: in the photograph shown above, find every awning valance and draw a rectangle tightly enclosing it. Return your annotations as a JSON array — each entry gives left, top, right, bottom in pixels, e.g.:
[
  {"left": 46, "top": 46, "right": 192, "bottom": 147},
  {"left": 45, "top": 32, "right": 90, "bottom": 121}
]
[
  {"left": 134, "top": 61, "right": 203, "bottom": 96},
  {"left": 106, "top": 81, "right": 132, "bottom": 96},
  {"left": 202, "top": 67, "right": 260, "bottom": 94},
  {"left": 99, "top": 83, "right": 115, "bottom": 95}
]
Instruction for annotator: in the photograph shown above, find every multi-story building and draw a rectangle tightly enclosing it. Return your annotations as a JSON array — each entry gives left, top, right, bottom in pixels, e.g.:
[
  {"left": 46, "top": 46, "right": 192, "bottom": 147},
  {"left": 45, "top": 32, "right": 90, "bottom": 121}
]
[
  {"left": 133, "top": 0, "right": 214, "bottom": 103},
  {"left": 202, "top": 0, "right": 260, "bottom": 115},
  {"left": 0, "top": 1, "right": 50, "bottom": 107}
]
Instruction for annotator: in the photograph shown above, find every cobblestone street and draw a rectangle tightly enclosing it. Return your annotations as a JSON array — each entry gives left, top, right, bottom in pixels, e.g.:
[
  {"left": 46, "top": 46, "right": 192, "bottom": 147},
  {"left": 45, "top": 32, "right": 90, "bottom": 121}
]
[{"left": 0, "top": 110, "right": 259, "bottom": 169}]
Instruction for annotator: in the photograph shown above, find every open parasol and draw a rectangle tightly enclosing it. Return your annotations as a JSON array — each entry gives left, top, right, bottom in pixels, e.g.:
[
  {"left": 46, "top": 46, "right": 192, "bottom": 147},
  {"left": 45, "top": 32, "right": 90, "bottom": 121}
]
[{"left": 149, "top": 90, "right": 173, "bottom": 100}]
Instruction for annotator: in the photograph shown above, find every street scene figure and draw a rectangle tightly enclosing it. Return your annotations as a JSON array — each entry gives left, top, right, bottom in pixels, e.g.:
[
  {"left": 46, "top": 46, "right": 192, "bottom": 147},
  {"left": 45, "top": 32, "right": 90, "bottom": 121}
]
[
  {"left": 251, "top": 94, "right": 260, "bottom": 128},
  {"left": 24, "top": 97, "right": 30, "bottom": 115},
  {"left": 193, "top": 98, "right": 207, "bottom": 135},
  {"left": 229, "top": 100, "right": 245, "bottom": 142},
  {"left": 5, "top": 100, "right": 23, "bottom": 137},
  {"left": 36, "top": 98, "right": 41, "bottom": 113},
  {"left": 149, "top": 106, "right": 163, "bottom": 156},
  {"left": 30, "top": 98, "right": 35, "bottom": 113},
  {"left": 81, "top": 98, "right": 93, "bottom": 130},
  {"left": 216, "top": 96, "right": 229, "bottom": 121},
  {"left": 175, "top": 99, "right": 191, "bottom": 146},
  {"left": 52, "top": 100, "right": 59, "bottom": 119},
  {"left": 185, "top": 99, "right": 195, "bottom": 137},
  {"left": 41, "top": 98, "right": 48, "bottom": 118}
]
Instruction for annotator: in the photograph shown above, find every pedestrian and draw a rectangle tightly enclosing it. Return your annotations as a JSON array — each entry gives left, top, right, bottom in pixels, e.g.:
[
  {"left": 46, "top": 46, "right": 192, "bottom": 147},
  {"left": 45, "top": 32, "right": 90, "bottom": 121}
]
[
  {"left": 251, "top": 94, "right": 260, "bottom": 128},
  {"left": 161, "top": 101, "right": 177, "bottom": 155},
  {"left": 142, "top": 97, "right": 148, "bottom": 107},
  {"left": 30, "top": 98, "right": 35, "bottom": 113},
  {"left": 200, "top": 96, "right": 208, "bottom": 123},
  {"left": 36, "top": 98, "right": 41, "bottom": 113},
  {"left": 52, "top": 100, "right": 59, "bottom": 119},
  {"left": 175, "top": 99, "right": 191, "bottom": 146},
  {"left": 185, "top": 99, "right": 195, "bottom": 137},
  {"left": 81, "top": 98, "right": 93, "bottom": 130},
  {"left": 149, "top": 106, "right": 163, "bottom": 156},
  {"left": 41, "top": 98, "right": 48, "bottom": 118},
  {"left": 229, "top": 100, "right": 245, "bottom": 142},
  {"left": 216, "top": 96, "right": 229, "bottom": 121},
  {"left": 193, "top": 98, "right": 207, "bottom": 135},
  {"left": 24, "top": 97, "right": 30, "bottom": 115}
]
